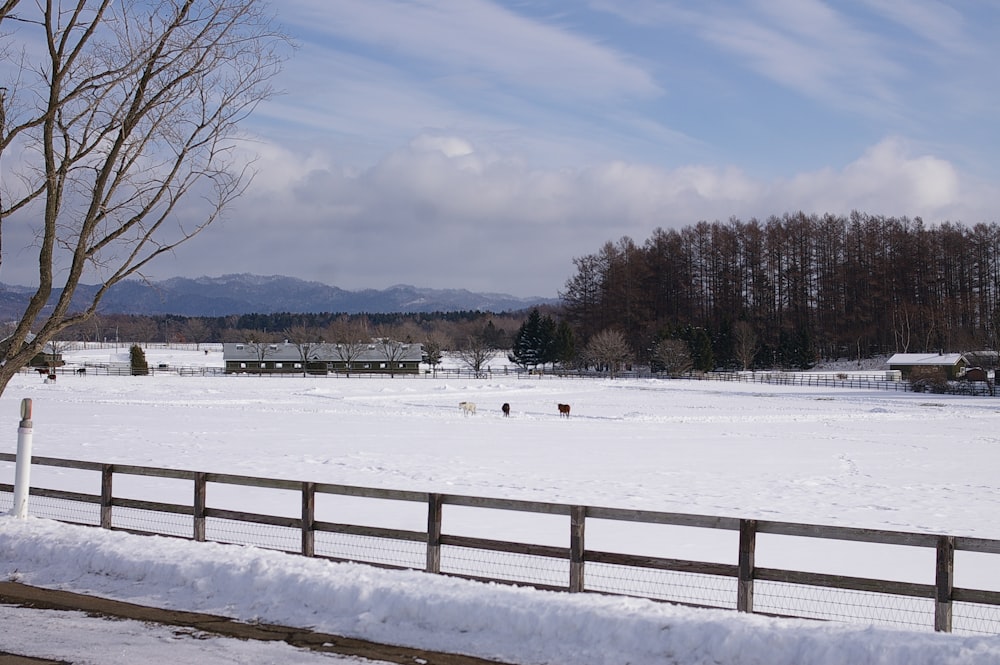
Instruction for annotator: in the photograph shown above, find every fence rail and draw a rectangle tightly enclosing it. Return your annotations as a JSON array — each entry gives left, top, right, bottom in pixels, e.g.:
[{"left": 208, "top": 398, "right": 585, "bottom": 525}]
[
  {"left": 2, "top": 452, "right": 999, "bottom": 635},
  {"left": 23, "top": 357, "right": 998, "bottom": 396}
]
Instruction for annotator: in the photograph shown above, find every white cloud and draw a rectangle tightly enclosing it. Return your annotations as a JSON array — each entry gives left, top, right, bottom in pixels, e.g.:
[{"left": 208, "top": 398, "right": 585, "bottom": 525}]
[
  {"left": 860, "top": 0, "right": 967, "bottom": 52},
  {"left": 152, "top": 134, "right": 994, "bottom": 299},
  {"left": 410, "top": 135, "right": 475, "bottom": 159},
  {"left": 772, "top": 138, "right": 964, "bottom": 219},
  {"left": 283, "top": 0, "right": 660, "bottom": 102},
  {"left": 841, "top": 138, "right": 959, "bottom": 210},
  {"left": 697, "top": 2, "right": 903, "bottom": 115}
]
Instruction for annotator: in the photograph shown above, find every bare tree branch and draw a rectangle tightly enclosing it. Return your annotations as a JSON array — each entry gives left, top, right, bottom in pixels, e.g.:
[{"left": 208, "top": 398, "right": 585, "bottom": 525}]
[{"left": 0, "top": 0, "right": 289, "bottom": 391}]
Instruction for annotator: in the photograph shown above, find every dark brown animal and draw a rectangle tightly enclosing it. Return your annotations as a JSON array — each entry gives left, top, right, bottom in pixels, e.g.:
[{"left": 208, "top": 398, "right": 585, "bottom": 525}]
[
  {"left": 558, "top": 403, "right": 571, "bottom": 418},
  {"left": 76, "top": 367, "right": 87, "bottom": 375},
  {"left": 35, "top": 367, "right": 48, "bottom": 376},
  {"left": 501, "top": 403, "right": 510, "bottom": 417}
]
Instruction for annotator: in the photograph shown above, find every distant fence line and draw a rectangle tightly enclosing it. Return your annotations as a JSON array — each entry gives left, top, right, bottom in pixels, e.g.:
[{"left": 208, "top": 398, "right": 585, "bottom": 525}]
[
  {"left": 22, "top": 358, "right": 1000, "bottom": 396},
  {"left": 13, "top": 364, "right": 918, "bottom": 387},
  {"left": 1, "top": 453, "right": 999, "bottom": 635},
  {"left": 542, "top": 369, "right": 998, "bottom": 396}
]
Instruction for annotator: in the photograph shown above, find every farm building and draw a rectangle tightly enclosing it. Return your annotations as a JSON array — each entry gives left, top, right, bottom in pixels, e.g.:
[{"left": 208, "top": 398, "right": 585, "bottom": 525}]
[
  {"left": 963, "top": 350, "right": 999, "bottom": 369},
  {"left": 223, "top": 341, "right": 424, "bottom": 375},
  {"left": 886, "top": 352, "right": 968, "bottom": 379}
]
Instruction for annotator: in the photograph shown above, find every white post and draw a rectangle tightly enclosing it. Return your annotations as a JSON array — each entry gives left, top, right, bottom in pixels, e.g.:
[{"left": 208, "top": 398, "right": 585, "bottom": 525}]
[{"left": 11, "top": 398, "right": 34, "bottom": 518}]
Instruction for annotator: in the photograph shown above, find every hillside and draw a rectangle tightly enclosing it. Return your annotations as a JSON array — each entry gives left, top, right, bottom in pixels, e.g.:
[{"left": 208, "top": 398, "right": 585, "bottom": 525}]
[{"left": 0, "top": 274, "right": 557, "bottom": 318}]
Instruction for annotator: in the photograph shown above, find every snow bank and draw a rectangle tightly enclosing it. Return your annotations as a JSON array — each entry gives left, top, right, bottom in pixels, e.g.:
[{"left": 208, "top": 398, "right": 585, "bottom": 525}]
[{"left": 2, "top": 516, "right": 998, "bottom": 665}]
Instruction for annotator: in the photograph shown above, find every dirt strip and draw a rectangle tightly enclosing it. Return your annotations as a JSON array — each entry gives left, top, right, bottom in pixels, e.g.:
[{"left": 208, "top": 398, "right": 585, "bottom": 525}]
[
  {"left": 0, "top": 582, "right": 510, "bottom": 665},
  {"left": 0, "top": 653, "right": 70, "bottom": 665}
]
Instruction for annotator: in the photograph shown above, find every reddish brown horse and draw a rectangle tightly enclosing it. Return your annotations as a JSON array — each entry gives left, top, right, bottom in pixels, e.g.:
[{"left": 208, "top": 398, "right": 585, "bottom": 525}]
[{"left": 558, "top": 403, "right": 571, "bottom": 418}]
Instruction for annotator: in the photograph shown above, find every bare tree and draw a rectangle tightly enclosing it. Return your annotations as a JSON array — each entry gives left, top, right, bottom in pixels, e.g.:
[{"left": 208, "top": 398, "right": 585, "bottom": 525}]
[
  {"left": 331, "top": 340, "right": 367, "bottom": 376},
  {"left": 243, "top": 336, "right": 278, "bottom": 374},
  {"left": 0, "top": 0, "right": 288, "bottom": 394},
  {"left": 585, "top": 329, "right": 632, "bottom": 378},
  {"left": 651, "top": 338, "right": 692, "bottom": 376},
  {"left": 284, "top": 325, "right": 319, "bottom": 377},
  {"left": 323, "top": 318, "right": 368, "bottom": 376},
  {"left": 422, "top": 331, "right": 447, "bottom": 375},
  {"left": 892, "top": 305, "right": 912, "bottom": 354},
  {"left": 374, "top": 331, "right": 409, "bottom": 378},
  {"left": 454, "top": 335, "right": 497, "bottom": 378},
  {"left": 732, "top": 321, "right": 759, "bottom": 371},
  {"left": 130, "top": 318, "right": 160, "bottom": 346},
  {"left": 182, "top": 318, "right": 210, "bottom": 350}
]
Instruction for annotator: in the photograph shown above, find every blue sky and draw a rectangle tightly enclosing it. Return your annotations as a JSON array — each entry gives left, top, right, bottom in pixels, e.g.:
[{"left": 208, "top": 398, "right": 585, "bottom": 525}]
[{"left": 12, "top": 0, "right": 1000, "bottom": 298}]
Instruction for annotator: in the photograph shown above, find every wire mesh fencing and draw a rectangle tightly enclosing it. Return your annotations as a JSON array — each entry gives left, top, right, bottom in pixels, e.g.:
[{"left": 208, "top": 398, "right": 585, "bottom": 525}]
[
  {"left": 955, "top": 602, "right": 1000, "bottom": 635},
  {"left": 586, "top": 563, "right": 737, "bottom": 609},
  {"left": 17, "top": 493, "right": 102, "bottom": 527},
  {"left": 440, "top": 546, "right": 570, "bottom": 588},
  {"left": 315, "top": 532, "right": 426, "bottom": 570},
  {"left": 754, "top": 580, "right": 935, "bottom": 631},
  {"left": 3, "top": 457, "right": 1000, "bottom": 636}
]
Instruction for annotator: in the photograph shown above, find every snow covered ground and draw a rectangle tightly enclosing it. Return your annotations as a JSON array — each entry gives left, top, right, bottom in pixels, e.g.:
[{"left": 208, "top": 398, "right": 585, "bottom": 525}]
[{"left": 2, "top": 345, "right": 1000, "bottom": 664}]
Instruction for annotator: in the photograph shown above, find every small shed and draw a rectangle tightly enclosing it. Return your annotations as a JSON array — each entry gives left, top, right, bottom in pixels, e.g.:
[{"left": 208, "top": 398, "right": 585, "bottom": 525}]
[{"left": 886, "top": 353, "right": 968, "bottom": 379}]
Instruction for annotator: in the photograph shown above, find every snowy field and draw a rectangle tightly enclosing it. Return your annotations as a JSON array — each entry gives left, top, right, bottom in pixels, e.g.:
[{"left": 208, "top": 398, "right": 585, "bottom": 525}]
[{"left": 2, "top": 345, "right": 1000, "bottom": 664}]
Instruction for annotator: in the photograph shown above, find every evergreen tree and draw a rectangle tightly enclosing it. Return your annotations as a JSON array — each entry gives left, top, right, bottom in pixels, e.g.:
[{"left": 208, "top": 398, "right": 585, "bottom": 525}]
[
  {"left": 554, "top": 320, "right": 577, "bottom": 367},
  {"left": 694, "top": 328, "right": 715, "bottom": 372},
  {"left": 539, "top": 313, "right": 559, "bottom": 367},
  {"left": 779, "top": 326, "right": 816, "bottom": 370},
  {"left": 510, "top": 309, "right": 557, "bottom": 370},
  {"left": 481, "top": 320, "right": 507, "bottom": 350},
  {"left": 130, "top": 345, "right": 149, "bottom": 376},
  {"left": 679, "top": 326, "right": 714, "bottom": 372}
]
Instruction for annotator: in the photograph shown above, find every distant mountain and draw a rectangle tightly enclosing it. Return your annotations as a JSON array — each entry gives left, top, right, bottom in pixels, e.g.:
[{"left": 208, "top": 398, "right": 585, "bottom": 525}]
[{"left": 0, "top": 275, "right": 557, "bottom": 318}]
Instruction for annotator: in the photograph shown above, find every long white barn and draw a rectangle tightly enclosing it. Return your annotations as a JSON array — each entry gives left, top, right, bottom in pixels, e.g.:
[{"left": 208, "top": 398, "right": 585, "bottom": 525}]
[{"left": 223, "top": 341, "right": 424, "bottom": 375}]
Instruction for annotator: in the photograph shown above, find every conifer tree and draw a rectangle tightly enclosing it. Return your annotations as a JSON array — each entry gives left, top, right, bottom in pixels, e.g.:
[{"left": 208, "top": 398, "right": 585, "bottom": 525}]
[
  {"left": 130, "top": 345, "right": 149, "bottom": 376},
  {"left": 510, "top": 309, "right": 558, "bottom": 370}
]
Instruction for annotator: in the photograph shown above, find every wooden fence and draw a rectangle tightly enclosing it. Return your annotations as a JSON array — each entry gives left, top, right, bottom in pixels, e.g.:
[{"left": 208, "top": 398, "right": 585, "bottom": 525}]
[{"left": 2, "top": 452, "right": 999, "bottom": 635}]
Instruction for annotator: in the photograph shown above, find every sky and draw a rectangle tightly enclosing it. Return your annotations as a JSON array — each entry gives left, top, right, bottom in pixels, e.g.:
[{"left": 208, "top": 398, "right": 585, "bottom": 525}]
[
  {"left": 4, "top": 1, "right": 1000, "bottom": 298},
  {"left": 3, "top": 347, "right": 1000, "bottom": 662}
]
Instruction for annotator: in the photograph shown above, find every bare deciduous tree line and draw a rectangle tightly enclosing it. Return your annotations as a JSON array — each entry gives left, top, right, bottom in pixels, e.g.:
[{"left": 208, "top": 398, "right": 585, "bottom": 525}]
[{"left": 561, "top": 212, "right": 1000, "bottom": 369}]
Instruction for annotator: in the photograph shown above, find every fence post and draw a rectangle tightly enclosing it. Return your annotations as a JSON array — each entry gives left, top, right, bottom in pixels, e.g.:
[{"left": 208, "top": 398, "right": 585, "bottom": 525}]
[
  {"left": 100, "top": 464, "right": 113, "bottom": 529},
  {"left": 935, "top": 535, "right": 955, "bottom": 632},
  {"left": 11, "top": 398, "right": 34, "bottom": 519},
  {"left": 737, "top": 519, "right": 757, "bottom": 613},
  {"left": 193, "top": 472, "right": 206, "bottom": 542},
  {"left": 569, "top": 505, "right": 586, "bottom": 592},
  {"left": 301, "top": 482, "right": 315, "bottom": 557},
  {"left": 426, "top": 493, "right": 443, "bottom": 574}
]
